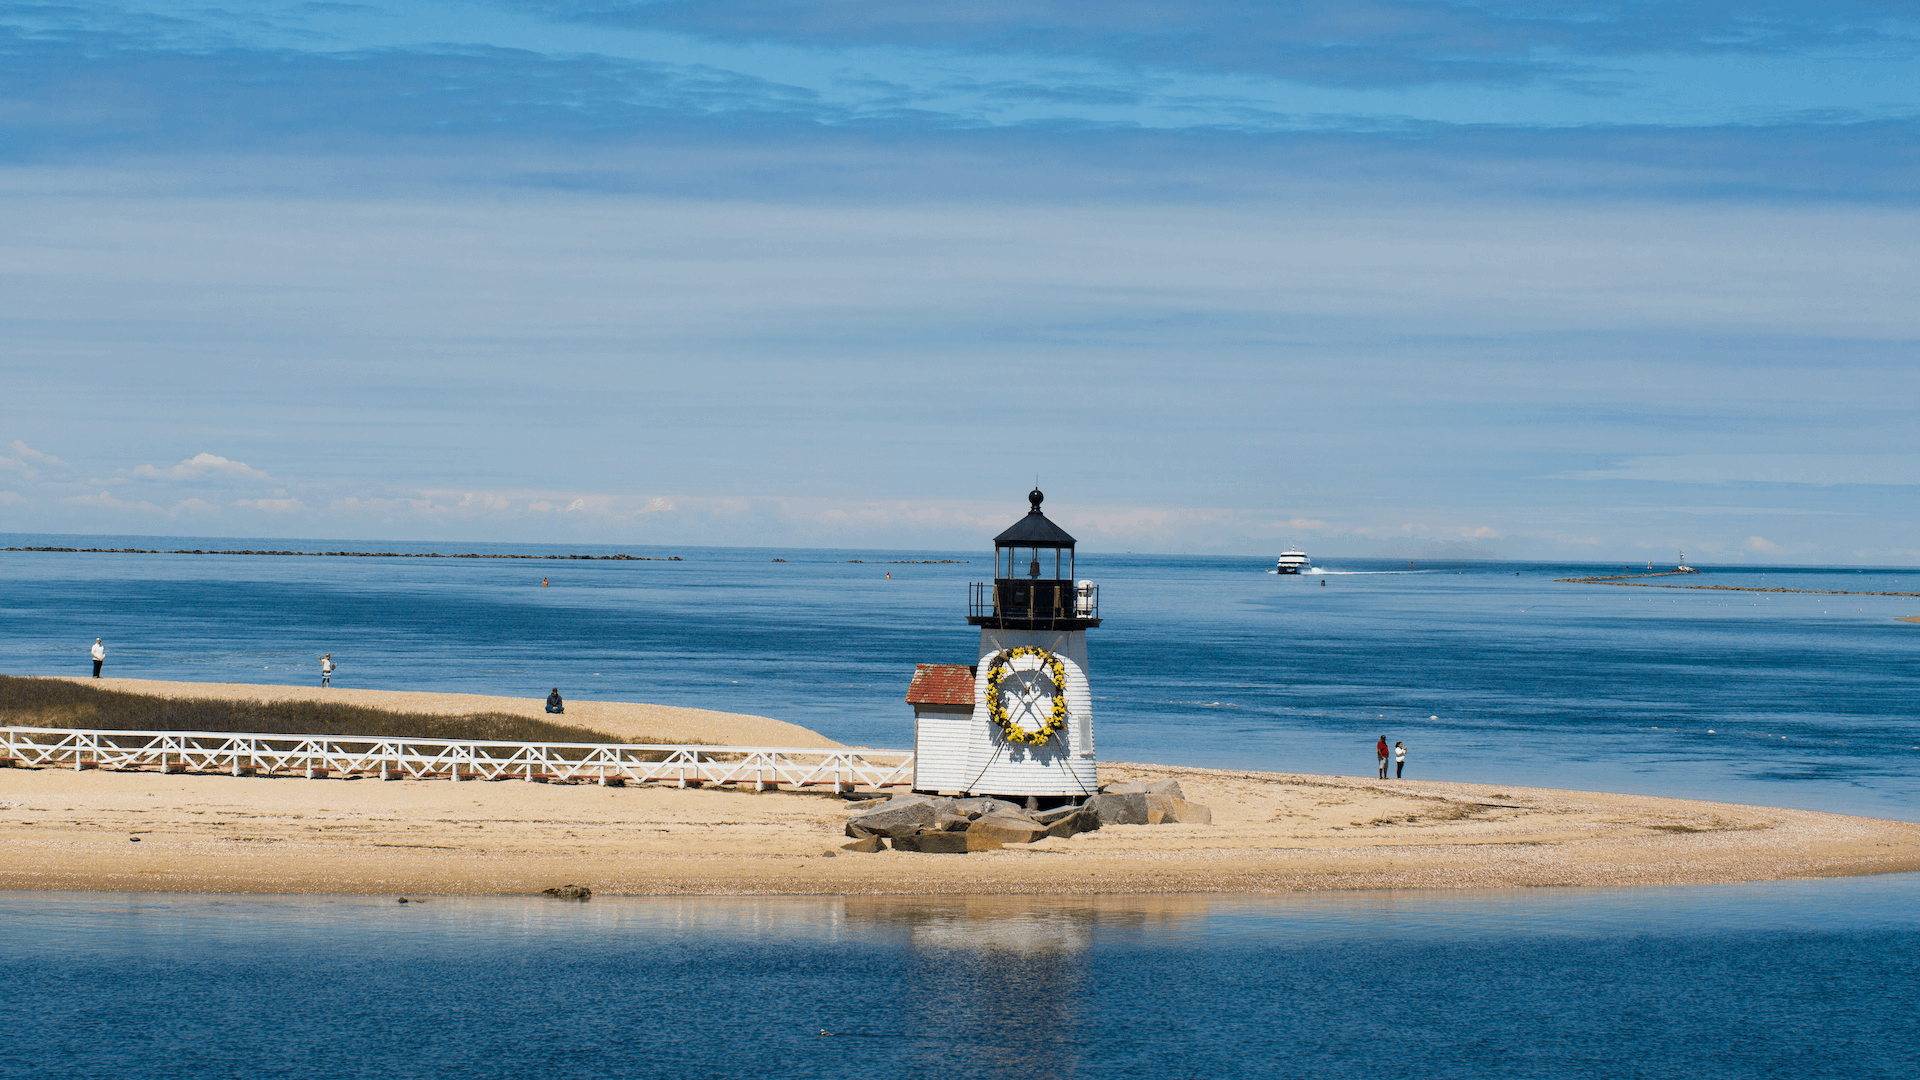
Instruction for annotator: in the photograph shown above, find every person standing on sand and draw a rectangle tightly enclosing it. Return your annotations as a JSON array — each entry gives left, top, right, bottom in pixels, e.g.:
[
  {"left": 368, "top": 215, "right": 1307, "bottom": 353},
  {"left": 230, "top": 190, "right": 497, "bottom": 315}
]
[
  {"left": 546, "top": 688, "right": 564, "bottom": 714},
  {"left": 91, "top": 638, "right": 105, "bottom": 678},
  {"left": 320, "top": 654, "right": 334, "bottom": 686},
  {"left": 1395, "top": 741, "right": 1406, "bottom": 778},
  {"left": 1376, "top": 735, "right": 1389, "bottom": 778}
]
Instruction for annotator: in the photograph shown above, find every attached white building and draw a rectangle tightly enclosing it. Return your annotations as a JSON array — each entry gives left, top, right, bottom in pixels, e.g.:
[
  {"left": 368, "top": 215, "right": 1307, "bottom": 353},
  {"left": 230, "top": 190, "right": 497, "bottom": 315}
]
[{"left": 911, "top": 488, "right": 1100, "bottom": 802}]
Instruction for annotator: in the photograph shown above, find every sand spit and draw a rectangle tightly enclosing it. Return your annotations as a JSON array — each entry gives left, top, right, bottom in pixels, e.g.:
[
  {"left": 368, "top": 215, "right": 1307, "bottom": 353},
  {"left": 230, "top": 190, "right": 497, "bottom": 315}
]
[
  {"left": 25, "top": 677, "right": 838, "bottom": 749},
  {"left": 3, "top": 759, "right": 1916, "bottom": 896}
]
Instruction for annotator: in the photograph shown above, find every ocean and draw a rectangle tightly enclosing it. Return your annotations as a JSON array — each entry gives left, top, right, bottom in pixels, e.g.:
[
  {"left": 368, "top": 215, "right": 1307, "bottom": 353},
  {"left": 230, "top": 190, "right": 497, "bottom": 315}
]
[{"left": 5, "top": 534, "right": 1918, "bottom": 1078}]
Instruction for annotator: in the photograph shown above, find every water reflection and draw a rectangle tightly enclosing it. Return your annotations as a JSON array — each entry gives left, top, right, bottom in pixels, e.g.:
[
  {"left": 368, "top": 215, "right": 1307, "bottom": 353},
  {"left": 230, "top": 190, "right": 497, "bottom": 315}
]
[{"left": 842, "top": 895, "right": 1215, "bottom": 952}]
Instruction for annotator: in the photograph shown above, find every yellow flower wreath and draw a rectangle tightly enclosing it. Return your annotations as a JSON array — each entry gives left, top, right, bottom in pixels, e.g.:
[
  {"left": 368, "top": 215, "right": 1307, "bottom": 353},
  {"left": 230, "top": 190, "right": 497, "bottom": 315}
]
[{"left": 984, "top": 646, "right": 1071, "bottom": 746}]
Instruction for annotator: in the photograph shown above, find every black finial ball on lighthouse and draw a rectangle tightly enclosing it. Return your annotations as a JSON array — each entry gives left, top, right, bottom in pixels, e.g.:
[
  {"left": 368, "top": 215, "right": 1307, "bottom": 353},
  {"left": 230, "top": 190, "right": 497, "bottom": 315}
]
[{"left": 1029, "top": 487, "right": 1044, "bottom": 513}]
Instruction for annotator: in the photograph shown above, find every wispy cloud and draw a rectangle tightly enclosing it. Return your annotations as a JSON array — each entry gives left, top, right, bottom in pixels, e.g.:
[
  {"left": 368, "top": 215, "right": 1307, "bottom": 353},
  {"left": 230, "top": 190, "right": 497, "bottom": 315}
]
[
  {"left": 9, "top": 440, "right": 65, "bottom": 467},
  {"left": 4, "top": 1, "right": 1917, "bottom": 191},
  {"left": 1551, "top": 455, "right": 1920, "bottom": 486},
  {"left": 1, "top": 440, "right": 67, "bottom": 482},
  {"left": 528, "top": 1, "right": 1920, "bottom": 87},
  {"left": 60, "top": 490, "right": 161, "bottom": 512},
  {"left": 232, "top": 497, "right": 307, "bottom": 513},
  {"left": 128, "top": 453, "right": 273, "bottom": 483}
]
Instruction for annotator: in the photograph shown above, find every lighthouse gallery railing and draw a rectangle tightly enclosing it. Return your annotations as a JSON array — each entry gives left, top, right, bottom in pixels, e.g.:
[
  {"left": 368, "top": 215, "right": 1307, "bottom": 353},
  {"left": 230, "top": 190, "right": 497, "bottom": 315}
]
[
  {"left": 0, "top": 726, "right": 913, "bottom": 789},
  {"left": 969, "top": 580, "right": 1097, "bottom": 623}
]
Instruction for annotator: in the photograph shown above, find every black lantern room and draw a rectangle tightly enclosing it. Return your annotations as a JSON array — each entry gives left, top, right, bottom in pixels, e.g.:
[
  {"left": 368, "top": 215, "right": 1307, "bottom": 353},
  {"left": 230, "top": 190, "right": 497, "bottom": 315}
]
[{"left": 968, "top": 489, "right": 1100, "bottom": 630}]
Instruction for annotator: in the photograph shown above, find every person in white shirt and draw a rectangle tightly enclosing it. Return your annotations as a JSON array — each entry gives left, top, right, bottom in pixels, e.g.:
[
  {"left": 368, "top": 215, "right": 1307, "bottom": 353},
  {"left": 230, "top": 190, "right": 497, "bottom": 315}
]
[
  {"left": 320, "top": 654, "right": 335, "bottom": 686},
  {"left": 1394, "top": 741, "right": 1407, "bottom": 778},
  {"left": 91, "top": 638, "right": 105, "bottom": 678}
]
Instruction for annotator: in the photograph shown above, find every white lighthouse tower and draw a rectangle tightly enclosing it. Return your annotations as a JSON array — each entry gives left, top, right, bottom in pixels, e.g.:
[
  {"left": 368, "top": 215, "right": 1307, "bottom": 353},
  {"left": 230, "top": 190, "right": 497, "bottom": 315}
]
[{"left": 912, "top": 489, "right": 1100, "bottom": 801}]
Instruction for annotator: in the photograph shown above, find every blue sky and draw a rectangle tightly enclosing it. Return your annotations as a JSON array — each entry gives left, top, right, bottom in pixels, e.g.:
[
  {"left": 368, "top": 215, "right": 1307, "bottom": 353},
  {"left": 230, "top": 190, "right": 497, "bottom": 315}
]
[{"left": 3, "top": 1, "right": 1918, "bottom": 560}]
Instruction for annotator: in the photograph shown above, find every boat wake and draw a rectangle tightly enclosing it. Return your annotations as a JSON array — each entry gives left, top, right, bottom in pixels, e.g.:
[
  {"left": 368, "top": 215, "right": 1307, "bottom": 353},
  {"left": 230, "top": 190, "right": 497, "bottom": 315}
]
[{"left": 1298, "top": 567, "right": 1430, "bottom": 575}]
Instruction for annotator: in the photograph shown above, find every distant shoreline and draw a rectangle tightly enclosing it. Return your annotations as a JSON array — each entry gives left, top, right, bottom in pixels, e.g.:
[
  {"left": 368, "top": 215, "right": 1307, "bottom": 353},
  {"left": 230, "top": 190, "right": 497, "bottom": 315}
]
[
  {"left": 2, "top": 546, "right": 681, "bottom": 561},
  {"left": 1559, "top": 575, "right": 1920, "bottom": 599}
]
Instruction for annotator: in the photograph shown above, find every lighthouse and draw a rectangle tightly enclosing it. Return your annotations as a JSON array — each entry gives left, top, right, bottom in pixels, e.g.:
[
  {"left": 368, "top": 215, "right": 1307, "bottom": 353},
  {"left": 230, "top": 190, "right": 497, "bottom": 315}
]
[{"left": 912, "top": 488, "right": 1100, "bottom": 801}]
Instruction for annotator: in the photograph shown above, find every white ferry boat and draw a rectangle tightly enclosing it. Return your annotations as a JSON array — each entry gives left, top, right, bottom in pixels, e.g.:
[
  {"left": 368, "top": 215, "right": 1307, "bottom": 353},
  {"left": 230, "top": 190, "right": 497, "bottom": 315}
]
[{"left": 1276, "top": 550, "right": 1311, "bottom": 574}]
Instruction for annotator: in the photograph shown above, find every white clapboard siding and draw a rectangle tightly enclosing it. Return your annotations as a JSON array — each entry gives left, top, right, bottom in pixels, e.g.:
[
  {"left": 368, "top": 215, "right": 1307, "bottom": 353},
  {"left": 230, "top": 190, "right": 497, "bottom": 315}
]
[
  {"left": 912, "top": 712, "right": 976, "bottom": 792},
  {"left": 912, "top": 627, "right": 1097, "bottom": 797}
]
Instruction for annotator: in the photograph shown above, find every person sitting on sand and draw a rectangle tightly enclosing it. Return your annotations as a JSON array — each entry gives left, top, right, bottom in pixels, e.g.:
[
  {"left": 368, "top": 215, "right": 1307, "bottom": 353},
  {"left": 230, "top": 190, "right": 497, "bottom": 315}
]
[
  {"left": 545, "top": 688, "right": 564, "bottom": 714},
  {"left": 320, "top": 654, "right": 334, "bottom": 687},
  {"left": 1376, "top": 735, "right": 1389, "bottom": 779}
]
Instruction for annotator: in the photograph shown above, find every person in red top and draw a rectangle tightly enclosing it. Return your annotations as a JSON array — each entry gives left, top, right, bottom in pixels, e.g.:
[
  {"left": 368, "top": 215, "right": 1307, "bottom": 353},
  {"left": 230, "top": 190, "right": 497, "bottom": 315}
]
[{"left": 1376, "top": 735, "right": 1390, "bottom": 778}]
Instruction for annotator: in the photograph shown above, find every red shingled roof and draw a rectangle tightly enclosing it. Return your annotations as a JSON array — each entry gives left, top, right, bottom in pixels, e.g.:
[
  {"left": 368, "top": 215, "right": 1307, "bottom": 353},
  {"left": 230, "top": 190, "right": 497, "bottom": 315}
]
[{"left": 906, "top": 663, "right": 976, "bottom": 706}]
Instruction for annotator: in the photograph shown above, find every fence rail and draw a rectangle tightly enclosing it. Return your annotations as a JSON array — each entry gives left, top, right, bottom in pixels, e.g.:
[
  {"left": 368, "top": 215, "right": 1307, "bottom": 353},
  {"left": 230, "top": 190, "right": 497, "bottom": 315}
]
[{"left": 0, "top": 726, "right": 914, "bottom": 790}]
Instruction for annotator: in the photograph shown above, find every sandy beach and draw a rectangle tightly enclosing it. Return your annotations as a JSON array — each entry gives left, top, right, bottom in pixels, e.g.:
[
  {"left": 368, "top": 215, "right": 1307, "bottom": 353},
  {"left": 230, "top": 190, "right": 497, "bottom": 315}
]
[{"left": 5, "top": 696, "right": 1918, "bottom": 893}]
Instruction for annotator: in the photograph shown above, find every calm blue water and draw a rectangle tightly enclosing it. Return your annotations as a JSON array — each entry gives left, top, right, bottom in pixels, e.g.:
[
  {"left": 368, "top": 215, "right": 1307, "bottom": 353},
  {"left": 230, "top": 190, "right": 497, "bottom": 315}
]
[
  {"left": 3, "top": 878, "right": 1918, "bottom": 1080},
  {"left": 4, "top": 533, "right": 1918, "bottom": 818}
]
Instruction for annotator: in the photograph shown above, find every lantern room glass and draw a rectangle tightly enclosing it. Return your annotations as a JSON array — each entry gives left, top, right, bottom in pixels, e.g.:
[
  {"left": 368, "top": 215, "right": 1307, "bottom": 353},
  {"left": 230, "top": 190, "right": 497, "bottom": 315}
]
[{"left": 996, "top": 545, "right": 1072, "bottom": 580}]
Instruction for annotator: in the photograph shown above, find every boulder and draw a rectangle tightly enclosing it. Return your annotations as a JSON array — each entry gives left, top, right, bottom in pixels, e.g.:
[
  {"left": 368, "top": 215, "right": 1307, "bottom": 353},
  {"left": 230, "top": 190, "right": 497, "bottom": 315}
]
[
  {"left": 967, "top": 813, "right": 1050, "bottom": 845},
  {"left": 953, "top": 797, "right": 1023, "bottom": 819},
  {"left": 1033, "top": 803, "right": 1089, "bottom": 825},
  {"left": 933, "top": 811, "right": 974, "bottom": 832},
  {"left": 846, "top": 795, "right": 956, "bottom": 839},
  {"left": 1100, "top": 779, "right": 1185, "bottom": 801},
  {"left": 1084, "top": 791, "right": 1150, "bottom": 825},
  {"left": 965, "top": 830, "right": 1006, "bottom": 852},
  {"left": 895, "top": 831, "right": 970, "bottom": 854},
  {"left": 540, "top": 885, "right": 592, "bottom": 900},
  {"left": 1169, "top": 798, "right": 1213, "bottom": 825},
  {"left": 1145, "top": 793, "right": 1178, "bottom": 825},
  {"left": 1042, "top": 810, "right": 1101, "bottom": 839},
  {"left": 840, "top": 835, "right": 886, "bottom": 853}
]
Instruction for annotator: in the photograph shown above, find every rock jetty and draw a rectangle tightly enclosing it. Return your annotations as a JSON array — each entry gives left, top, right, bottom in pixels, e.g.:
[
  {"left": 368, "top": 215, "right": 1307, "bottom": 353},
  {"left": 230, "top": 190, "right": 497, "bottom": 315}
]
[{"left": 841, "top": 779, "right": 1211, "bottom": 853}]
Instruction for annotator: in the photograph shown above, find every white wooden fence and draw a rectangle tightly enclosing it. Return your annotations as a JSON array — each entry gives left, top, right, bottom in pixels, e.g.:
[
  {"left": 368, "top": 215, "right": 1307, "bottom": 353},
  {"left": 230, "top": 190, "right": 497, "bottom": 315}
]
[{"left": 0, "top": 726, "right": 914, "bottom": 791}]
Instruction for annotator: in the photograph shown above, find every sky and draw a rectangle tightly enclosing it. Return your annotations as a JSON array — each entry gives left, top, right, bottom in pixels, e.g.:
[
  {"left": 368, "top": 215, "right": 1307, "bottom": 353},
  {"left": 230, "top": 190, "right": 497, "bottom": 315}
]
[{"left": 3, "top": 2, "right": 1918, "bottom": 561}]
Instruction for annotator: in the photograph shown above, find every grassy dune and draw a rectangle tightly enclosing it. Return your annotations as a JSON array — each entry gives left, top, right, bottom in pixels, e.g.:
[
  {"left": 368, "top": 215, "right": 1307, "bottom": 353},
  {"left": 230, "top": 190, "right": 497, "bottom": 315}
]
[{"left": 0, "top": 675, "right": 636, "bottom": 745}]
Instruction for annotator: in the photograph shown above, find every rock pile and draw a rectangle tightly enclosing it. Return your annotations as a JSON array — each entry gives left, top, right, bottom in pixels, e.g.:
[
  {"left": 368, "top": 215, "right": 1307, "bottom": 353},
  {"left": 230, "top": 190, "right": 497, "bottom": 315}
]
[{"left": 841, "top": 779, "right": 1209, "bottom": 854}]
